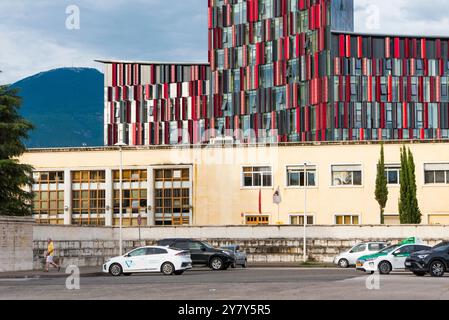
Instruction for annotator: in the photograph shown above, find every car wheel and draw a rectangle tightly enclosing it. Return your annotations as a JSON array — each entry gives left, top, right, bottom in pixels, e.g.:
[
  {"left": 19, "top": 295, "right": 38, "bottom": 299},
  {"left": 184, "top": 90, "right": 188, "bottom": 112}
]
[
  {"left": 231, "top": 263, "right": 236, "bottom": 268},
  {"left": 378, "top": 261, "right": 392, "bottom": 275},
  {"left": 174, "top": 270, "right": 184, "bottom": 275},
  {"left": 161, "top": 262, "right": 175, "bottom": 275},
  {"left": 413, "top": 272, "right": 426, "bottom": 277},
  {"left": 109, "top": 263, "right": 123, "bottom": 277},
  {"left": 242, "top": 260, "right": 248, "bottom": 268},
  {"left": 429, "top": 261, "right": 446, "bottom": 278},
  {"left": 210, "top": 257, "right": 224, "bottom": 271},
  {"left": 338, "top": 259, "right": 349, "bottom": 268}
]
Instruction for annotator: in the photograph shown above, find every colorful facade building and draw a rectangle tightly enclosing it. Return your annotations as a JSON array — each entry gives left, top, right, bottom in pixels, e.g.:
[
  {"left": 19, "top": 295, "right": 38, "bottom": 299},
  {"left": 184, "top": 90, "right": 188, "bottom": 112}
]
[
  {"left": 99, "top": 0, "right": 449, "bottom": 146},
  {"left": 98, "top": 60, "right": 210, "bottom": 146}
]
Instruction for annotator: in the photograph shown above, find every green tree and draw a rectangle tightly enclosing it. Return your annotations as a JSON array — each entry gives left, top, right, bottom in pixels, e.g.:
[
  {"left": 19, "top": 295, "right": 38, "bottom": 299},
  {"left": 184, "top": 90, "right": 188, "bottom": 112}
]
[
  {"left": 399, "top": 146, "right": 421, "bottom": 224},
  {"left": 407, "top": 148, "right": 422, "bottom": 224},
  {"left": 0, "top": 84, "right": 34, "bottom": 216},
  {"left": 375, "top": 144, "right": 388, "bottom": 224}
]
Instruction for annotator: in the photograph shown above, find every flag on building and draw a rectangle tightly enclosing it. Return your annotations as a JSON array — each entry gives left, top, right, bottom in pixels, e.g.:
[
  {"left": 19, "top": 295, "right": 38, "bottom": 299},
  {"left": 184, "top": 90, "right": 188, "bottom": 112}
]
[{"left": 273, "top": 187, "right": 282, "bottom": 205}]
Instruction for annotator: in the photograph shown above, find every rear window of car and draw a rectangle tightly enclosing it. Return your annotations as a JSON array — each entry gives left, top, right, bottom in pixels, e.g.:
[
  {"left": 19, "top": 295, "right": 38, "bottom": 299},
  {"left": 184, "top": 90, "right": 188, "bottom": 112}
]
[
  {"left": 413, "top": 245, "right": 427, "bottom": 251},
  {"left": 432, "top": 244, "right": 449, "bottom": 252},
  {"left": 368, "top": 243, "right": 384, "bottom": 251},
  {"left": 174, "top": 241, "right": 190, "bottom": 250},
  {"left": 188, "top": 242, "right": 204, "bottom": 250}
]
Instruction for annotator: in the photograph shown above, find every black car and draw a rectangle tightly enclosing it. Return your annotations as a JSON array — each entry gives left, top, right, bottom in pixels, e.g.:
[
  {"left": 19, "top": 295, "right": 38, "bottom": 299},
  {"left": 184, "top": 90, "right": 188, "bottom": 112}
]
[
  {"left": 405, "top": 241, "right": 449, "bottom": 277},
  {"left": 157, "top": 238, "right": 235, "bottom": 271}
]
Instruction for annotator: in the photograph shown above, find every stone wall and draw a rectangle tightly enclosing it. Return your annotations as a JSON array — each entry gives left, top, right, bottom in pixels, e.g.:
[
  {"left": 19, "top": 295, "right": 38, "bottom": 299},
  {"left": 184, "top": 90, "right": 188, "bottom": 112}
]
[
  {"left": 0, "top": 216, "right": 34, "bottom": 272},
  {"left": 32, "top": 225, "right": 449, "bottom": 269}
]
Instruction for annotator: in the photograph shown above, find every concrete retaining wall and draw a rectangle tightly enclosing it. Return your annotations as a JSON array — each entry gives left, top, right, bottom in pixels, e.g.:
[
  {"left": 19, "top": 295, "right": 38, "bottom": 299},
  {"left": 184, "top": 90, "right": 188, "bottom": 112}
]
[
  {"left": 32, "top": 225, "right": 449, "bottom": 269},
  {"left": 0, "top": 216, "right": 34, "bottom": 272}
]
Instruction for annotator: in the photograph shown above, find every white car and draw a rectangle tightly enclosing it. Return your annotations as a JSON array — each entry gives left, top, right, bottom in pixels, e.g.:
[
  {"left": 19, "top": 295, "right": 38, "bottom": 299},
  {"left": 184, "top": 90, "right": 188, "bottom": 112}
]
[
  {"left": 356, "top": 239, "right": 431, "bottom": 275},
  {"left": 103, "top": 246, "right": 192, "bottom": 276},
  {"left": 334, "top": 242, "right": 387, "bottom": 268}
]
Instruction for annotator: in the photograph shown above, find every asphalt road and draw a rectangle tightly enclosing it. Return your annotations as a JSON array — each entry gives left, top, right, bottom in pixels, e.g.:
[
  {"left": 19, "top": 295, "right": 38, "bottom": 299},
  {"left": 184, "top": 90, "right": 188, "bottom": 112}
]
[{"left": 1, "top": 268, "right": 449, "bottom": 300}]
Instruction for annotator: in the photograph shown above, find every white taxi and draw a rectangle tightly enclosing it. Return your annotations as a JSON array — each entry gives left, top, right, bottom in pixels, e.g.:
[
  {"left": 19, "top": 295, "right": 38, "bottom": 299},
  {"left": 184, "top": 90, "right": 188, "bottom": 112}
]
[
  {"left": 334, "top": 242, "right": 387, "bottom": 268},
  {"left": 356, "top": 238, "right": 431, "bottom": 275},
  {"left": 103, "top": 246, "right": 192, "bottom": 276}
]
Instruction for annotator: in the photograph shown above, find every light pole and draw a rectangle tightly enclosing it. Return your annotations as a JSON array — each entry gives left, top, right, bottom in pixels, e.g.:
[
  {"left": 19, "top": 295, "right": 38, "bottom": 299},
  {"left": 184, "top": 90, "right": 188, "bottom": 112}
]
[
  {"left": 303, "top": 162, "right": 308, "bottom": 263},
  {"left": 115, "top": 142, "right": 126, "bottom": 255}
]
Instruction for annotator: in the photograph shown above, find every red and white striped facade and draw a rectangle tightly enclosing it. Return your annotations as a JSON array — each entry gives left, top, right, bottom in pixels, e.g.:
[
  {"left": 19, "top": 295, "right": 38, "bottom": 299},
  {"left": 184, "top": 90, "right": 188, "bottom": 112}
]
[
  {"left": 101, "top": 61, "right": 210, "bottom": 146},
  {"left": 99, "top": 0, "right": 449, "bottom": 146}
]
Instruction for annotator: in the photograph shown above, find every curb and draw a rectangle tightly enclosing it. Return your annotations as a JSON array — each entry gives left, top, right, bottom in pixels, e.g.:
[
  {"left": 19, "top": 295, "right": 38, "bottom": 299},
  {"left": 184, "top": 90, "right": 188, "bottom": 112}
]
[
  {"left": 0, "top": 272, "right": 105, "bottom": 280},
  {"left": 0, "top": 264, "right": 338, "bottom": 279}
]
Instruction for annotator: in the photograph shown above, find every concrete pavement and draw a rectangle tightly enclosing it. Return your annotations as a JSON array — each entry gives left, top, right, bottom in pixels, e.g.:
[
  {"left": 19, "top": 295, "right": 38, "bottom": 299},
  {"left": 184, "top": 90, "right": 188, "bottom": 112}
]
[
  {"left": 1, "top": 268, "right": 448, "bottom": 300},
  {"left": 0, "top": 262, "right": 335, "bottom": 279}
]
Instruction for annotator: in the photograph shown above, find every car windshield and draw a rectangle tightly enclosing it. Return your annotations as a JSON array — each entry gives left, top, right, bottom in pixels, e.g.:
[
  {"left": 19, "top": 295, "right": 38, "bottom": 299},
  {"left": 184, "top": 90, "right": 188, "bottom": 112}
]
[
  {"left": 379, "top": 244, "right": 401, "bottom": 254},
  {"left": 432, "top": 243, "right": 449, "bottom": 252}
]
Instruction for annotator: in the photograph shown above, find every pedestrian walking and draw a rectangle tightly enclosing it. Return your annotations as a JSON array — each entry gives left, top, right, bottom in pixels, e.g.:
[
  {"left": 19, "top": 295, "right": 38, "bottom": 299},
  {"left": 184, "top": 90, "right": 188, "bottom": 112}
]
[{"left": 44, "top": 238, "right": 60, "bottom": 272}]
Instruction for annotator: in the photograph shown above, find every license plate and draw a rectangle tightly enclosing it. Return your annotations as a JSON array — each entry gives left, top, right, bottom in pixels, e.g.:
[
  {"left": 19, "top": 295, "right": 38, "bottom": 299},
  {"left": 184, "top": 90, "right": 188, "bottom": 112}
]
[
  {"left": 356, "top": 263, "right": 363, "bottom": 267},
  {"left": 405, "top": 262, "right": 411, "bottom": 266}
]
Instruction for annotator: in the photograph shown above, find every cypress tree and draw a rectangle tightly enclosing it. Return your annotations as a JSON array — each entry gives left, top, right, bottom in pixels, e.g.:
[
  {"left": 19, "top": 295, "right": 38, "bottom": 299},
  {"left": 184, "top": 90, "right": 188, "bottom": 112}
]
[
  {"left": 0, "top": 84, "right": 34, "bottom": 216},
  {"left": 399, "top": 146, "right": 422, "bottom": 224},
  {"left": 407, "top": 148, "right": 422, "bottom": 224},
  {"left": 399, "top": 146, "right": 409, "bottom": 224},
  {"left": 375, "top": 144, "right": 388, "bottom": 224}
]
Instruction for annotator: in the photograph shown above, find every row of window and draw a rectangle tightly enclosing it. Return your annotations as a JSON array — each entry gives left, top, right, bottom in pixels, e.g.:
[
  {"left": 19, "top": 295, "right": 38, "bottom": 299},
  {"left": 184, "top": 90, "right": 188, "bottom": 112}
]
[
  {"left": 333, "top": 75, "right": 449, "bottom": 104},
  {"left": 210, "top": 0, "right": 317, "bottom": 32},
  {"left": 242, "top": 163, "right": 449, "bottom": 188},
  {"left": 334, "top": 57, "right": 449, "bottom": 77},
  {"left": 215, "top": 33, "right": 323, "bottom": 70},
  {"left": 245, "top": 214, "right": 359, "bottom": 226},
  {"left": 335, "top": 34, "right": 449, "bottom": 61},
  {"left": 110, "top": 63, "right": 209, "bottom": 88},
  {"left": 33, "top": 168, "right": 192, "bottom": 226},
  {"left": 34, "top": 170, "right": 149, "bottom": 184}
]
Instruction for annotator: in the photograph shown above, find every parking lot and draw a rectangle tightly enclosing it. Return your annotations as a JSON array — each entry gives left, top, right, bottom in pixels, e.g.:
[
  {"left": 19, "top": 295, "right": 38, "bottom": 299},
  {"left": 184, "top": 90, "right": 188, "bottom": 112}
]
[{"left": 1, "top": 267, "right": 449, "bottom": 300}]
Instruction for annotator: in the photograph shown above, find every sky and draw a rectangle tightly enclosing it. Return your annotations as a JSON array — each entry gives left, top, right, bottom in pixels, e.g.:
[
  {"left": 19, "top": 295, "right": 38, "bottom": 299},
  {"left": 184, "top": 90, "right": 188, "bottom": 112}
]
[{"left": 1, "top": 0, "right": 449, "bottom": 84}]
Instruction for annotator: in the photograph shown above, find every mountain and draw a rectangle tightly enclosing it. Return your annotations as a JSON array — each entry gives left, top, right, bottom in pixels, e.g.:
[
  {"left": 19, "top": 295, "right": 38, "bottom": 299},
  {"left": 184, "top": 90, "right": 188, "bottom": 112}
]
[{"left": 12, "top": 67, "right": 104, "bottom": 148}]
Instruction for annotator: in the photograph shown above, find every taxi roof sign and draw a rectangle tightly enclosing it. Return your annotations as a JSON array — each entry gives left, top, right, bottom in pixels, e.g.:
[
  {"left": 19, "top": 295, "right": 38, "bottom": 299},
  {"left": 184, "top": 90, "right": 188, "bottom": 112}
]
[{"left": 401, "top": 237, "right": 424, "bottom": 245}]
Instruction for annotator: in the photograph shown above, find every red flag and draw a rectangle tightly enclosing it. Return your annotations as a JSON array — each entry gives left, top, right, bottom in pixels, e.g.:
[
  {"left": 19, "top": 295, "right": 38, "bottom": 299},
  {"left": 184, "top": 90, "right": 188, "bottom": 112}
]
[{"left": 258, "top": 188, "right": 262, "bottom": 214}]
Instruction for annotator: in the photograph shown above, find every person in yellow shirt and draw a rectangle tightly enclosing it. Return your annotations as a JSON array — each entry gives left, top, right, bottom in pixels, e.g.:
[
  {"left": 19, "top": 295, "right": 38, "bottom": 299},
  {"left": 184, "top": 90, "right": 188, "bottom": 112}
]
[{"left": 44, "top": 238, "right": 60, "bottom": 272}]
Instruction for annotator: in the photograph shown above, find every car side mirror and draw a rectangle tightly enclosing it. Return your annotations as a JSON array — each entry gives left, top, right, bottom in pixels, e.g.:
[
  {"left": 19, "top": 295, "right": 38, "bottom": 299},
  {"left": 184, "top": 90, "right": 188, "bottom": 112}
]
[
  {"left": 201, "top": 246, "right": 206, "bottom": 251},
  {"left": 393, "top": 251, "right": 400, "bottom": 256}
]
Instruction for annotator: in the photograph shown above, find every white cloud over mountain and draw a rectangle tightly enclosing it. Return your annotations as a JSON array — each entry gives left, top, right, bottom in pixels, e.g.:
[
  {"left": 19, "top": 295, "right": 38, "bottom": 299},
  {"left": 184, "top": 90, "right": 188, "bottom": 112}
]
[{"left": 1, "top": 0, "right": 449, "bottom": 84}]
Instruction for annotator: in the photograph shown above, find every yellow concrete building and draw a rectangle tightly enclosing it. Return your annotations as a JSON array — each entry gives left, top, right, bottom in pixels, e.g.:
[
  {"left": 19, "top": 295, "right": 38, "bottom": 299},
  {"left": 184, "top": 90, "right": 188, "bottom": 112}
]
[{"left": 20, "top": 140, "right": 449, "bottom": 227}]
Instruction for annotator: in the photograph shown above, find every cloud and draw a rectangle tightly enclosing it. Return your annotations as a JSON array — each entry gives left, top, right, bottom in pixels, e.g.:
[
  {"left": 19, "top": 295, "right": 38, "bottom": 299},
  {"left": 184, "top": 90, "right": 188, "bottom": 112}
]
[
  {"left": 355, "top": 0, "right": 449, "bottom": 36},
  {"left": 0, "top": 25, "right": 102, "bottom": 84},
  {"left": 1, "top": 0, "right": 449, "bottom": 84},
  {"left": 0, "top": 0, "right": 207, "bottom": 84}
]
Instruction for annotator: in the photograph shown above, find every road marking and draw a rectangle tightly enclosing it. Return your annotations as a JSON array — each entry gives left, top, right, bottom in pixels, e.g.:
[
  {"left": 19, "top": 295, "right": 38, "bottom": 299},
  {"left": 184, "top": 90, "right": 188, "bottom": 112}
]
[
  {"left": 0, "top": 278, "right": 35, "bottom": 282},
  {"left": 251, "top": 267, "right": 341, "bottom": 271}
]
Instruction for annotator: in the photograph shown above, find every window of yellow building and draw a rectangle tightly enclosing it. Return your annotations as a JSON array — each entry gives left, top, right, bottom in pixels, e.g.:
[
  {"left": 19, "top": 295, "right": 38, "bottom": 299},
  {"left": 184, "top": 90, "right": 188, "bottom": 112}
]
[
  {"left": 32, "top": 171, "right": 65, "bottom": 225},
  {"left": 335, "top": 215, "right": 360, "bottom": 225},
  {"left": 154, "top": 169, "right": 190, "bottom": 226},
  {"left": 245, "top": 215, "right": 269, "bottom": 225},
  {"left": 290, "top": 215, "right": 314, "bottom": 226}
]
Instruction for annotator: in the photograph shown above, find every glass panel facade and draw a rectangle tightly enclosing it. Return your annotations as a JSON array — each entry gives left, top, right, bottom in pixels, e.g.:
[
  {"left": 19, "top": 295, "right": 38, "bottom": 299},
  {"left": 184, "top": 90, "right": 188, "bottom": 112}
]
[
  {"left": 32, "top": 171, "right": 65, "bottom": 225},
  {"left": 154, "top": 168, "right": 191, "bottom": 226}
]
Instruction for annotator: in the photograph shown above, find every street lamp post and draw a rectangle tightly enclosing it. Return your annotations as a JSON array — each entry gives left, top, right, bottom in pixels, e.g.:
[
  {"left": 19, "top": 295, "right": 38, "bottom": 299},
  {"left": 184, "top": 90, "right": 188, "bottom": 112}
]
[
  {"left": 303, "top": 162, "right": 307, "bottom": 263},
  {"left": 115, "top": 142, "right": 126, "bottom": 255}
]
